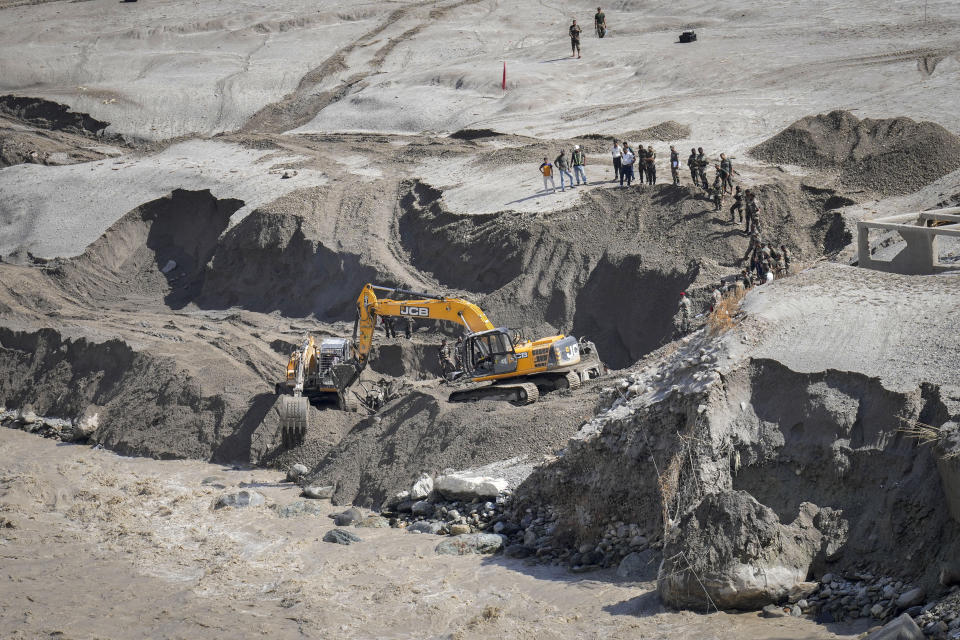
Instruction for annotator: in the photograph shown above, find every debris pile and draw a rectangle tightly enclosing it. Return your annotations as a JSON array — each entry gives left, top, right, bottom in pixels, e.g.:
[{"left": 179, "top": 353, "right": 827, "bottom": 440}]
[
  {"left": 750, "top": 110, "right": 960, "bottom": 196},
  {"left": 1, "top": 407, "right": 97, "bottom": 443}
]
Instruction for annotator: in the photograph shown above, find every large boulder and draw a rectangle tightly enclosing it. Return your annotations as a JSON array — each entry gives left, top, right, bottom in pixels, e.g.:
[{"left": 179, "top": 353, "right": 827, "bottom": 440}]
[
  {"left": 658, "top": 491, "right": 822, "bottom": 610},
  {"left": 435, "top": 533, "right": 506, "bottom": 556},
  {"left": 410, "top": 473, "right": 434, "bottom": 499},
  {"left": 434, "top": 473, "right": 508, "bottom": 500},
  {"left": 213, "top": 490, "right": 266, "bottom": 510},
  {"left": 323, "top": 529, "right": 362, "bottom": 545},
  {"left": 865, "top": 613, "right": 924, "bottom": 640},
  {"left": 302, "top": 485, "right": 334, "bottom": 499}
]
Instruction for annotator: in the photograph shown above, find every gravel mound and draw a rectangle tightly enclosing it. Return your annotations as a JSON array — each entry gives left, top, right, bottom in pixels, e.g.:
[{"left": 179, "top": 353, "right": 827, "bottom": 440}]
[
  {"left": 750, "top": 110, "right": 960, "bottom": 196},
  {"left": 577, "top": 121, "right": 691, "bottom": 143}
]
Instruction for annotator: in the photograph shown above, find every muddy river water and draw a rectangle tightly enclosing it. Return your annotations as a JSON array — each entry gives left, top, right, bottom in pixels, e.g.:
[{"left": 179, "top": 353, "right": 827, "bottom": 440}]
[{"left": 0, "top": 429, "right": 869, "bottom": 639}]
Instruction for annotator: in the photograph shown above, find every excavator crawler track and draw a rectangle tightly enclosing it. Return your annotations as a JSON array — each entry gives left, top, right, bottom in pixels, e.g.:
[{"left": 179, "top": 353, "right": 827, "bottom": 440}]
[
  {"left": 279, "top": 395, "right": 309, "bottom": 449},
  {"left": 448, "top": 381, "right": 539, "bottom": 406}
]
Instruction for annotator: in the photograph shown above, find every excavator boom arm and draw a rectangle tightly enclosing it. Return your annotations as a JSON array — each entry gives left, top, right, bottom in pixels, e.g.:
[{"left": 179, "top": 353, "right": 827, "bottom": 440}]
[{"left": 351, "top": 284, "right": 494, "bottom": 367}]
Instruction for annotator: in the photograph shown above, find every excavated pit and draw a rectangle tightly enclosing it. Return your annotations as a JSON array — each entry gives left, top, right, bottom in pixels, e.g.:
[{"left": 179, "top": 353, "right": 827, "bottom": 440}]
[
  {"left": 198, "top": 207, "right": 387, "bottom": 319},
  {"left": 398, "top": 178, "right": 854, "bottom": 369},
  {"left": 53, "top": 189, "right": 243, "bottom": 308}
]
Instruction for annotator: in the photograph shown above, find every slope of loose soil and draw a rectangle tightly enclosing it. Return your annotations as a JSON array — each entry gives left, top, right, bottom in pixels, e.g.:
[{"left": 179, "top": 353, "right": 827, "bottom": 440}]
[{"left": 751, "top": 110, "right": 960, "bottom": 196}]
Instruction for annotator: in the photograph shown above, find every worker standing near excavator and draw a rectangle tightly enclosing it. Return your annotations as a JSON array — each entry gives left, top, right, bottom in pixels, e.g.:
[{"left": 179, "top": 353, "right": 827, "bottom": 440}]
[
  {"left": 383, "top": 316, "right": 396, "bottom": 338},
  {"left": 454, "top": 336, "right": 464, "bottom": 370},
  {"left": 438, "top": 338, "right": 454, "bottom": 377}
]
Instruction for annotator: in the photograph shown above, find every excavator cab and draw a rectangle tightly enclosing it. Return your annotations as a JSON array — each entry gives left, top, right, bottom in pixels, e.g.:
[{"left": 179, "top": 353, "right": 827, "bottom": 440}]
[{"left": 461, "top": 328, "right": 518, "bottom": 377}]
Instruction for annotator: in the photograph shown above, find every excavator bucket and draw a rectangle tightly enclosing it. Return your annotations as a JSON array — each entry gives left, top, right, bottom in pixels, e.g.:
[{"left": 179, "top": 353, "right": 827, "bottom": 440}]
[
  {"left": 279, "top": 395, "right": 309, "bottom": 449},
  {"left": 331, "top": 362, "right": 361, "bottom": 395}
]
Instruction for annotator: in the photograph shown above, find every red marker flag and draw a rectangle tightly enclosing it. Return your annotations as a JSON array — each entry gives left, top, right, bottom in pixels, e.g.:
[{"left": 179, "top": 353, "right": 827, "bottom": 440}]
[{"left": 502, "top": 61, "right": 507, "bottom": 90}]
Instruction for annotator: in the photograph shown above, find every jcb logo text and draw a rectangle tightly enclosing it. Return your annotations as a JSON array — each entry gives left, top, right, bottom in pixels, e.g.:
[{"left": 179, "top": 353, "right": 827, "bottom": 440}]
[{"left": 400, "top": 306, "right": 429, "bottom": 317}]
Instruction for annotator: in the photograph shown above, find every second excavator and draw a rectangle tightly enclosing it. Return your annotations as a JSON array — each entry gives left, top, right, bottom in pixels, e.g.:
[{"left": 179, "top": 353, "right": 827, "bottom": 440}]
[{"left": 278, "top": 283, "right": 605, "bottom": 439}]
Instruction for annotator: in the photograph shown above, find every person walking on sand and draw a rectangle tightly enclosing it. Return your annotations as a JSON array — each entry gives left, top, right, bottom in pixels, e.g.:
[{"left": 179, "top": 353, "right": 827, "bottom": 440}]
[
  {"left": 569, "top": 20, "right": 582, "bottom": 58},
  {"left": 611, "top": 140, "right": 622, "bottom": 182},
  {"left": 572, "top": 145, "right": 588, "bottom": 185},
  {"left": 555, "top": 149, "right": 574, "bottom": 191},
  {"left": 539, "top": 156, "right": 556, "bottom": 193},
  {"left": 670, "top": 145, "right": 680, "bottom": 185},
  {"left": 594, "top": 7, "right": 606, "bottom": 38},
  {"left": 620, "top": 145, "right": 635, "bottom": 187}
]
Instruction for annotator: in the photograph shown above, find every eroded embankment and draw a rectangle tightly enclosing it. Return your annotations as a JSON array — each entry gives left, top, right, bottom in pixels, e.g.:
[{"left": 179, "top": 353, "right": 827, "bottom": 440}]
[
  {"left": 510, "top": 345, "right": 960, "bottom": 610},
  {"left": 196, "top": 206, "right": 389, "bottom": 319},
  {"left": 397, "top": 178, "right": 853, "bottom": 369},
  {"left": 0, "top": 95, "right": 110, "bottom": 137},
  {"left": 0, "top": 327, "right": 277, "bottom": 461},
  {"left": 53, "top": 189, "right": 243, "bottom": 308}
]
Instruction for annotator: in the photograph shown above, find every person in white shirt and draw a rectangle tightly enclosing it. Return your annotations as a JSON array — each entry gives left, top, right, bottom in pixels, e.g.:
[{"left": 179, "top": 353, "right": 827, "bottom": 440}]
[
  {"left": 611, "top": 141, "right": 622, "bottom": 182},
  {"left": 619, "top": 145, "right": 635, "bottom": 187}
]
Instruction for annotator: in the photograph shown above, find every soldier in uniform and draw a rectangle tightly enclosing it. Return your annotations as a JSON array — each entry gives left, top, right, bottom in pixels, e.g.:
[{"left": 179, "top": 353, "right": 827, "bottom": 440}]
[
  {"left": 780, "top": 244, "right": 791, "bottom": 274},
  {"left": 719, "top": 153, "right": 734, "bottom": 194},
  {"left": 744, "top": 189, "right": 759, "bottom": 234},
  {"left": 454, "top": 336, "right": 464, "bottom": 370},
  {"left": 729, "top": 185, "right": 744, "bottom": 224},
  {"left": 383, "top": 316, "right": 396, "bottom": 338},
  {"left": 438, "top": 338, "right": 454, "bottom": 376},
  {"left": 594, "top": 7, "right": 606, "bottom": 37},
  {"left": 569, "top": 20, "right": 582, "bottom": 58},
  {"left": 669, "top": 145, "right": 680, "bottom": 185},
  {"left": 687, "top": 148, "right": 700, "bottom": 187},
  {"left": 404, "top": 316, "right": 414, "bottom": 339},
  {"left": 696, "top": 147, "right": 708, "bottom": 191},
  {"left": 645, "top": 145, "right": 656, "bottom": 185},
  {"left": 712, "top": 171, "right": 723, "bottom": 211}
]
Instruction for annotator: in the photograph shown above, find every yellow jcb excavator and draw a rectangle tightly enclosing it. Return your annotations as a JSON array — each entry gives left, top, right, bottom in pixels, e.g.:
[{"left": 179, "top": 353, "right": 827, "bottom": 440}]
[{"left": 277, "top": 283, "right": 605, "bottom": 443}]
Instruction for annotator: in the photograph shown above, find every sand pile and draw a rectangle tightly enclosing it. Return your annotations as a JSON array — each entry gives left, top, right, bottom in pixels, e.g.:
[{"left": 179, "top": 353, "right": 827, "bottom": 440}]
[{"left": 751, "top": 110, "right": 960, "bottom": 196}]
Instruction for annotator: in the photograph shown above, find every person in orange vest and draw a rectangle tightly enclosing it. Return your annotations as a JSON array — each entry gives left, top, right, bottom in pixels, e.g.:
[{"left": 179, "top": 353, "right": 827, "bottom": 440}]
[{"left": 539, "top": 157, "right": 556, "bottom": 193}]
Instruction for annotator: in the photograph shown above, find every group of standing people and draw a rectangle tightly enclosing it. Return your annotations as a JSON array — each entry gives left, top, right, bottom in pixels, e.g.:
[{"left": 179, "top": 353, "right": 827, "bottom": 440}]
[
  {"left": 539, "top": 145, "right": 588, "bottom": 193},
  {"left": 381, "top": 316, "right": 415, "bottom": 340},
  {"left": 569, "top": 8, "right": 608, "bottom": 58},
  {"left": 611, "top": 141, "right": 657, "bottom": 187}
]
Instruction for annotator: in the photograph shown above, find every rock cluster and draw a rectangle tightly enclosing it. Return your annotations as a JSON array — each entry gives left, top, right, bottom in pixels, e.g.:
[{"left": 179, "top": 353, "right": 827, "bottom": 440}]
[
  {"left": 598, "top": 337, "right": 722, "bottom": 407},
  {"left": 903, "top": 589, "right": 960, "bottom": 638},
  {"left": 1, "top": 407, "right": 97, "bottom": 442},
  {"left": 802, "top": 573, "right": 935, "bottom": 625}
]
